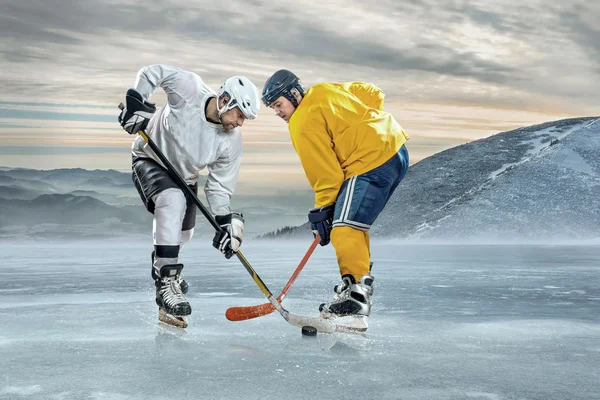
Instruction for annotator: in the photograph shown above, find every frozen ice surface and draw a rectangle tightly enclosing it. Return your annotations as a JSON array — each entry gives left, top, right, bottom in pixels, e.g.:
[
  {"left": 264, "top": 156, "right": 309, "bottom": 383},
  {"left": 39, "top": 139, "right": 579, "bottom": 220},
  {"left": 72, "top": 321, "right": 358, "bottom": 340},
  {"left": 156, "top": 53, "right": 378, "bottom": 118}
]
[{"left": 1, "top": 239, "right": 599, "bottom": 400}]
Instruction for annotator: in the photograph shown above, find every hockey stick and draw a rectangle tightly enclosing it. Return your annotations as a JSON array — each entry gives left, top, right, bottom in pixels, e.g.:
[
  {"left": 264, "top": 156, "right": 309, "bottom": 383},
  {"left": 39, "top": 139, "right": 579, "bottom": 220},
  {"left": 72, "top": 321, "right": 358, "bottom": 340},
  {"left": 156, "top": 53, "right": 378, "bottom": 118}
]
[
  {"left": 225, "top": 235, "right": 320, "bottom": 321},
  {"left": 235, "top": 250, "right": 368, "bottom": 333},
  {"left": 121, "top": 104, "right": 365, "bottom": 333}
]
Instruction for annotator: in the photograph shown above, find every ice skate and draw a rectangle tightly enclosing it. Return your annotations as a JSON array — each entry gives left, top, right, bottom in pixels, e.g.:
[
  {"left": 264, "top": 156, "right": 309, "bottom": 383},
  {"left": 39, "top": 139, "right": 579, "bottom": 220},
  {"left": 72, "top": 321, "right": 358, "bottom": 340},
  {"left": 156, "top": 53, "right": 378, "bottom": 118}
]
[
  {"left": 151, "top": 251, "right": 188, "bottom": 294},
  {"left": 155, "top": 264, "right": 191, "bottom": 328},
  {"left": 319, "top": 274, "right": 374, "bottom": 318}
]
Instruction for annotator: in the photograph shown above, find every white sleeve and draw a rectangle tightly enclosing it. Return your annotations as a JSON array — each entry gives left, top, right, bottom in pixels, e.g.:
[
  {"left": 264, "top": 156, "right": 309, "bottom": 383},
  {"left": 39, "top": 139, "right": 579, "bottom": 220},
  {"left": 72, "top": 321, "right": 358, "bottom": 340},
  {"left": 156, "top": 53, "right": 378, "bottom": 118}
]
[
  {"left": 134, "top": 64, "right": 201, "bottom": 109},
  {"left": 204, "top": 133, "right": 243, "bottom": 217}
]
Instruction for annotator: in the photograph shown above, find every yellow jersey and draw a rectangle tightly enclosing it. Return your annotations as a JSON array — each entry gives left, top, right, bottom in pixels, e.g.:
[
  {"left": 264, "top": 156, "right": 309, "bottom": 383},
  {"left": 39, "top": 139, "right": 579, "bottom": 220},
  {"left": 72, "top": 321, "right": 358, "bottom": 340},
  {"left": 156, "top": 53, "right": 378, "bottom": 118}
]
[{"left": 288, "top": 82, "right": 409, "bottom": 207}]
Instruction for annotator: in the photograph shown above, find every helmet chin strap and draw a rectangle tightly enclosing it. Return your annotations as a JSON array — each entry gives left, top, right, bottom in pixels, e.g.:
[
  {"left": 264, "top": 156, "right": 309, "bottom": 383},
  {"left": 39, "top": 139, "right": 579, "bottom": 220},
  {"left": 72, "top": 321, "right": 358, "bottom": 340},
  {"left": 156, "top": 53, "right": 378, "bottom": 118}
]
[
  {"left": 216, "top": 95, "right": 226, "bottom": 118},
  {"left": 214, "top": 95, "right": 231, "bottom": 127},
  {"left": 216, "top": 94, "right": 237, "bottom": 120}
]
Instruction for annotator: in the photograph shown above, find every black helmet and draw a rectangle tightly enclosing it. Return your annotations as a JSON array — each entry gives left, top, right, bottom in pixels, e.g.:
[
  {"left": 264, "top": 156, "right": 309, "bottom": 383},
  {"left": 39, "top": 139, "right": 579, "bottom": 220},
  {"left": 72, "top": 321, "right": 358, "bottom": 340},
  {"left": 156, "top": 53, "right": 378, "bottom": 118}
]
[{"left": 262, "top": 69, "right": 304, "bottom": 108}]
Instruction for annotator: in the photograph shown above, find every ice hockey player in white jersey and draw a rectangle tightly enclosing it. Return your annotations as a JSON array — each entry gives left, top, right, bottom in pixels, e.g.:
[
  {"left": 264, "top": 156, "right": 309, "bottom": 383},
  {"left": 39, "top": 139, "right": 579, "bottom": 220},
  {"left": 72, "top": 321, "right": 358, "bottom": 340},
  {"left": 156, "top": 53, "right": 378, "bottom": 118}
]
[{"left": 118, "top": 64, "right": 260, "bottom": 327}]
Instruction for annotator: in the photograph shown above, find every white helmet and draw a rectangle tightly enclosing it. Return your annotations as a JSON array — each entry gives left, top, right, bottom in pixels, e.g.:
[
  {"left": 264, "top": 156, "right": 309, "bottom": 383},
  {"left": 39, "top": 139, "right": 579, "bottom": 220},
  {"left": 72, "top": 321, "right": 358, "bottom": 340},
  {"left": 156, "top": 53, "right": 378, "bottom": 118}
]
[{"left": 217, "top": 76, "right": 260, "bottom": 120}]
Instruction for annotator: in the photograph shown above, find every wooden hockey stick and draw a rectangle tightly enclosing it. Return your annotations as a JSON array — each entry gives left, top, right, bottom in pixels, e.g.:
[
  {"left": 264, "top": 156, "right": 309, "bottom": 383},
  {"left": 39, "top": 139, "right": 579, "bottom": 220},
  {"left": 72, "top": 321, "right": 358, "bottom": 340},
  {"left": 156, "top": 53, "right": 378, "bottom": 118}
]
[{"left": 225, "top": 235, "right": 320, "bottom": 321}]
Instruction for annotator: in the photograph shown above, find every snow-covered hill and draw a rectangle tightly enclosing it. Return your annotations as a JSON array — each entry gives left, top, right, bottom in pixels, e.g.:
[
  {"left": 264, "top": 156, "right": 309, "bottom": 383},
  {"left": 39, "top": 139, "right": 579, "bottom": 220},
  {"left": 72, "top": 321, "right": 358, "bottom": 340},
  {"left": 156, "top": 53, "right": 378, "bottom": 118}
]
[
  {"left": 264, "top": 116, "right": 600, "bottom": 241},
  {"left": 374, "top": 116, "right": 600, "bottom": 240}
]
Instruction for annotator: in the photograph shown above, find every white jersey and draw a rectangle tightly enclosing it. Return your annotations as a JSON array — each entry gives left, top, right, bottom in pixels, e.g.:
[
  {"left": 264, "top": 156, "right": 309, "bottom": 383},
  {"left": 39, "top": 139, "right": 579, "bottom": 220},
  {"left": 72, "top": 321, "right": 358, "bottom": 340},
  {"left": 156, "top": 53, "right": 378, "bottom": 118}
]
[{"left": 131, "top": 64, "right": 242, "bottom": 216}]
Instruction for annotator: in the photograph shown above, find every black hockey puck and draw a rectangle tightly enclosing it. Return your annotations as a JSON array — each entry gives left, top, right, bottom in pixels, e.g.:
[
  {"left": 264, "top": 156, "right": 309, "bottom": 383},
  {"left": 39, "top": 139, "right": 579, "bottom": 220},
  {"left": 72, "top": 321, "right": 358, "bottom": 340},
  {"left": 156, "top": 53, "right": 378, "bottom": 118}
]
[{"left": 301, "top": 325, "right": 317, "bottom": 336}]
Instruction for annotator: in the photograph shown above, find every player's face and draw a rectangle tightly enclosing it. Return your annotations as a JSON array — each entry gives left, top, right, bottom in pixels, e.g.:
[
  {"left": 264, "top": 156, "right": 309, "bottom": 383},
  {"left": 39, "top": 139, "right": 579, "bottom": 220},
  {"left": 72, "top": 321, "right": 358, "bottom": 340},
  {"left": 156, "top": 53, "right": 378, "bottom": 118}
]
[
  {"left": 220, "top": 107, "right": 247, "bottom": 132},
  {"left": 269, "top": 96, "right": 296, "bottom": 123}
]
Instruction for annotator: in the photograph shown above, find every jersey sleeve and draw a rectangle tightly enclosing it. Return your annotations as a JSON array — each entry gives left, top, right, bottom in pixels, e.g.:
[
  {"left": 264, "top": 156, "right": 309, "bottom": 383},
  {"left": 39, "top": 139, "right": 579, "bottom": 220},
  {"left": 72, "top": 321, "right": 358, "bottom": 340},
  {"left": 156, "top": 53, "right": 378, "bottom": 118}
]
[
  {"left": 204, "top": 132, "right": 243, "bottom": 216},
  {"left": 134, "top": 64, "right": 202, "bottom": 110},
  {"left": 344, "top": 82, "right": 385, "bottom": 110}
]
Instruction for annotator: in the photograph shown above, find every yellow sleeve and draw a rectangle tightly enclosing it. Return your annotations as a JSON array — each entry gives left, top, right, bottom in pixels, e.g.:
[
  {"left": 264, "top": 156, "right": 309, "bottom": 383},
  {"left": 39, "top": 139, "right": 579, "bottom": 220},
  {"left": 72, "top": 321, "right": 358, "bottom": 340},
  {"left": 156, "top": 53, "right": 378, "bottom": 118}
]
[
  {"left": 292, "top": 130, "right": 344, "bottom": 208},
  {"left": 345, "top": 82, "right": 385, "bottom": 110}
]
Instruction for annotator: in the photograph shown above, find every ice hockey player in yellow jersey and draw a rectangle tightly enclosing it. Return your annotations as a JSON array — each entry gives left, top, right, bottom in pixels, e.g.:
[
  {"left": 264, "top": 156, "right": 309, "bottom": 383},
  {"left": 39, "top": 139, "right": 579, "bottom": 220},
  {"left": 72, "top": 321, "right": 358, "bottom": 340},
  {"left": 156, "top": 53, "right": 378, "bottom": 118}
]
[{"left": 262, "top": 70, "right": 410, "bottom": 318}]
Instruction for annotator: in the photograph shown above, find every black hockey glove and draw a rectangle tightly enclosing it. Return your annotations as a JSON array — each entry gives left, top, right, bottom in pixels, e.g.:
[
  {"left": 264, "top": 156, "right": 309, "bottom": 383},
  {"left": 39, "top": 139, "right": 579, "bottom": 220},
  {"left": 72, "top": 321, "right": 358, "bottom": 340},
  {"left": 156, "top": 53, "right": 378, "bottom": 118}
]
[
  {"left": 308, "top": 203, "right": 335, "bottom": 246},
  {"left": 118, "top": 88, "right": 156, "bottom": 134},
  {"left": 213, "top": 212, "right": 245, "bottom": 259}
]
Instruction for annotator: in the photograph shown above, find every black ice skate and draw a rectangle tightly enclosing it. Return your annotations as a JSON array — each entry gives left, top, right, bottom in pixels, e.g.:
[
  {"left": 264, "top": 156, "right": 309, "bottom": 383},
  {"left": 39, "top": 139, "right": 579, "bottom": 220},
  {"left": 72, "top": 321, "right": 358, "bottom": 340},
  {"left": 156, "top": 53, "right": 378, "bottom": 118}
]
[{"left": 155, "top": 264, "right": 191, "bottom": 328}]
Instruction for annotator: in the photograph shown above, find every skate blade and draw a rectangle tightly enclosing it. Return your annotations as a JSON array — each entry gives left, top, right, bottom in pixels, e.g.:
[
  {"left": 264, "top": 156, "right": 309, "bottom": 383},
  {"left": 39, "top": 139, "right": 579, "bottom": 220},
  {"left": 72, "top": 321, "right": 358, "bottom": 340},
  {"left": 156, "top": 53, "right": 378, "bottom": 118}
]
[
  {"left": 158, "top": 308, "right": 188, "bottom": 329},
  {"left": 319, "top": 314, "right": 369, "bottom": 331}
]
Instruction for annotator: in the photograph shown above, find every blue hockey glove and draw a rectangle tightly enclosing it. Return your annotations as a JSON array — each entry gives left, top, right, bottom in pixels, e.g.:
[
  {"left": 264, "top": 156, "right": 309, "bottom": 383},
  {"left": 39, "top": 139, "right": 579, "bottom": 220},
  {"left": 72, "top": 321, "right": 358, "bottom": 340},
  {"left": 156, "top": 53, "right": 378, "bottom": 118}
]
[{"left": 308, "top": 203, "right": 335, "bottom": 246}]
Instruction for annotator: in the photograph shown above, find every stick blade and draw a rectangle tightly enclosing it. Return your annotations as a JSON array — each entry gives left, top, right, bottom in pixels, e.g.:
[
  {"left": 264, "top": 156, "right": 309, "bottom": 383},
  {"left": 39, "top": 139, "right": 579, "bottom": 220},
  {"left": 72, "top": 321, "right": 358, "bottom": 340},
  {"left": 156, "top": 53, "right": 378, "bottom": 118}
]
[
  {"left": 225, "top": 295, "right": 284, "bottom": 321},
  {"left": 286, "top": 312, "right": 368, "bottom": 334}
]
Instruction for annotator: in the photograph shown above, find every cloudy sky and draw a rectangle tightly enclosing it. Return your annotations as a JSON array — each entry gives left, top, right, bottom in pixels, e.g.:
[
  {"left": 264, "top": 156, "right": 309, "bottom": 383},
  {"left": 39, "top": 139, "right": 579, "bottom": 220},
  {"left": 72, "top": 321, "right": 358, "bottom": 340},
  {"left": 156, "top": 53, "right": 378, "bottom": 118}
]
[{"left": 1, "top": 0, "right": 598, "bottom": 192}]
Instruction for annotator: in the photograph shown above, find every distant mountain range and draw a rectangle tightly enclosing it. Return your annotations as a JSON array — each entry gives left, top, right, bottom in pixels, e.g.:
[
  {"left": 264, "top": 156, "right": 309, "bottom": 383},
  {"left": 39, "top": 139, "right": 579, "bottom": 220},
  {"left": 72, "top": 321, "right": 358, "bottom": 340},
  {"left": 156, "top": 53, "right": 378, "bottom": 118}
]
[
  {"left": 262, "top": 116, "right": 600, "bottom": 242},
  {"left": 0, "top": 165, "right": 312, "bottom": 240},
  {"left": 0, "top": 193, "right": 147, "bottom": 226}
]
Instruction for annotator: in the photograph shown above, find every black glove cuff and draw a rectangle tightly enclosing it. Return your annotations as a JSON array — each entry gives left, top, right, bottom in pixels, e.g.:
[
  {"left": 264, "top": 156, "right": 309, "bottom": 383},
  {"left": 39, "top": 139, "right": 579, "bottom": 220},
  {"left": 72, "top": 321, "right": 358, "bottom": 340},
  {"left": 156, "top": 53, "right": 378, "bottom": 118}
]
[
  {"left": 215, "top": 214, "right": 231, "bottom": 226},
  {"left": 125, "top": 88, "right": 156, "bottom": 114},
  {"left": 308, "top": 203, "right": 335, "bottom": 223},
  {"left": 215, "top": 212, "right": 244, "bottom": 226}
]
